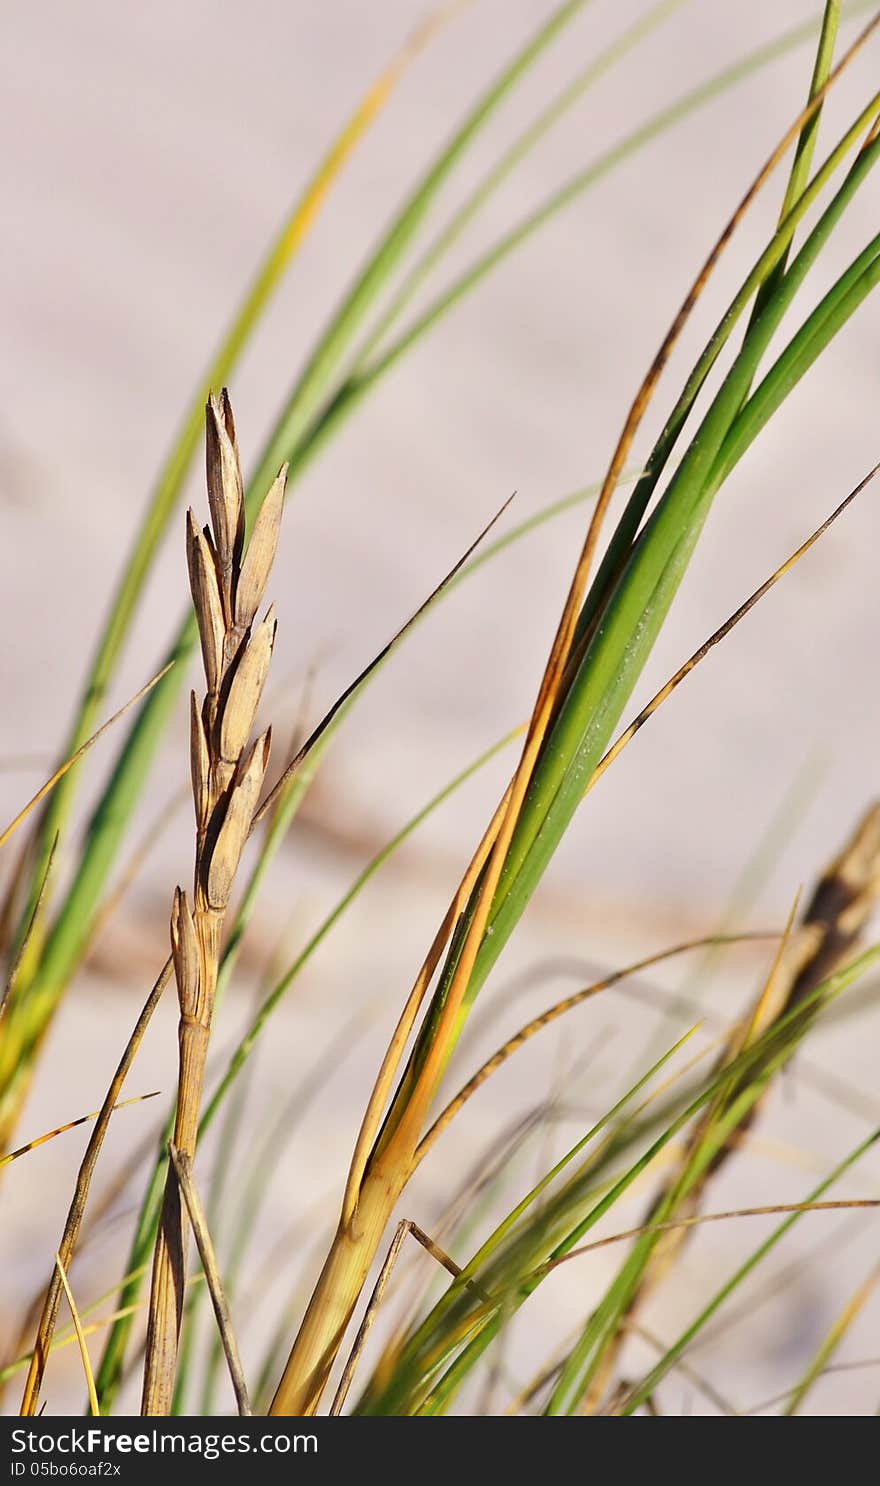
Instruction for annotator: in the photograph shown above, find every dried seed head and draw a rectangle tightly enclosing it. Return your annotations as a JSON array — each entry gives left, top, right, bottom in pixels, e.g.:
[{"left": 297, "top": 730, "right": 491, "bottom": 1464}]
[
  {"left": 205, "top": 729, "right": 271, "bottom": 910},
  {"left": 186, "top": 509, "right": 225, "bottom": 695},
  {"left": 236, "top": 466, "right": 287, "bottom": 630},
  {"left": 205, "top": 391, "right": 244, "bottom": 605},
  {"left": 219, "top": 606, "right": 277, "bottom": 766},
  {"left": 170, "top": 887, "right": 200, "bottom": 1021},
  {"left": 189, "top": 691, "right": 211, "bottom": 832},
  {"left": 803, "top": 801, "right": 880, "bottom": 946}
]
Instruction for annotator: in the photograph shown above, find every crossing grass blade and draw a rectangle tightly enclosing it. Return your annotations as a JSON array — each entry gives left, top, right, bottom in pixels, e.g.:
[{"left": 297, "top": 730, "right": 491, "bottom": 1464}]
[
  {"left": 353, "top": 944, "right": 880, "bottom": 1414},
  {"left": 616, "top": 1126, "right": 880, "bottom": 1414},
  {"left": 94, "top": 723, "right": 518, "bottom": 1406},
  {"left": 54, "top": 1254, "right": 100, "bottom": 1417},
  {"left": 0, "top": 1094, "right": 158, "bottom": 1169}
]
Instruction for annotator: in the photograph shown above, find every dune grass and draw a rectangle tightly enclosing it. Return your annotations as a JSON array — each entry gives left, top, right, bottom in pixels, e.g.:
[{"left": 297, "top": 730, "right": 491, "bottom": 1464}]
[{"left": 3, "top": 0, "right": 880, "bottom": 1420}]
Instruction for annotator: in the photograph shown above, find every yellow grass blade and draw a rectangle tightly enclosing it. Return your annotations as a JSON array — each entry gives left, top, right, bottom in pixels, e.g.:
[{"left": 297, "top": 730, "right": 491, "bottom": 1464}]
[
  {"left": 54, "top": 1253, "right": 99, "bottom": 1416},
  {"left": 0, "top": 1093, "right": 158, "bottom": 1169}
]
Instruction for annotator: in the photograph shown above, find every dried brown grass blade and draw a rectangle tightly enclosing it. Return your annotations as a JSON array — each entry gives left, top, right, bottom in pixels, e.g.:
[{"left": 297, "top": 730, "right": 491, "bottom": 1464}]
[
  {"left": 589, "top": 458, "right": 880, "bottom": 792},
  {"left": 254, "top": 493, "right": 514, "bottom": 826},
  {"left": 0, "top": 1092, "right": 158, "bottom": 1169},
  {"left": 413, "top": 932, "right": 776, "bottom": 1169},
  {"left": 20, "top": 958, "right": 172, "bottom": 1415},
  {"left": 168, "top": 1143, "right": 251, "bottom": 1416},
  {"left": 330, "top": 1219, "right": 467, "bottom": 1417},
  {"left": 539, "top": 1200, "right": 880, "bottom": 1276},
  {"left": 342, "top": 784, "right": 513, "bottom": 1223},
  {"left": 54, "top": 1252, "right": 100, "bottom": 1416}
]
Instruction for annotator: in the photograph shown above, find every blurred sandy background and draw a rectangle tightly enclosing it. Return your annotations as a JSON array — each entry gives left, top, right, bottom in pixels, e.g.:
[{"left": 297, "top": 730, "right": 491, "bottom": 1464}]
[{"left": 1, "top": 0, "right": 879, "bottom": 1414}]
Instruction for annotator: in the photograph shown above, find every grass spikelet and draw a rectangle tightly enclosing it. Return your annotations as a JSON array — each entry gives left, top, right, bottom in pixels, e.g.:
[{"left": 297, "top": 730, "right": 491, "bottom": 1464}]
[{"left": 141, "top": 393, "right": 285, "bottom": 1415}]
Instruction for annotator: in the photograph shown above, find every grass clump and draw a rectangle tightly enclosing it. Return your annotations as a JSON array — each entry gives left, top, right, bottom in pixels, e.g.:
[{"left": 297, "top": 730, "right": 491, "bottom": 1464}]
[{"left": 3, "top": 1, "right": 880, "bottom": 1420}]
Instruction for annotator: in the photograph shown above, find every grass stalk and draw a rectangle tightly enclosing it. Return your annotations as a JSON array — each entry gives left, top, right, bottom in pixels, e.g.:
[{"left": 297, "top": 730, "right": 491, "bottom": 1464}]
[
  {"left": 141, "top": 395, "right": 284, "bottom": 1413},
  {"left": 168, "top": 1144, "right": 251, "bottom": 1417}
]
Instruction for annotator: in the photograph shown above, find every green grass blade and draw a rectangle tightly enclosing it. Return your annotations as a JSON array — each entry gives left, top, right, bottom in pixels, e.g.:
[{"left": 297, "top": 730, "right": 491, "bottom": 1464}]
[
  {"left": 568, "top": 76, "right": 880, "bottom": 663},
  {"left": 364, "top": 945, "right": 880, "bottom": 1414},
  {"left": 545, "top": 1080, "right": 777, "bottom": 1413},
  {"left": 712, "top": 233, "right": 880, "bottom": 486},
  {"left": 348, "top": 0, "right": 688, "bottom": 371},
  {"left": 618, "top": 1128, "right": 880, "bottom": 1415},
  {"left": 356, "top": 1027, "right": 698, "bottom": 1414},
  {"left": 242, "top": 0, "right": 593, "bottom": 503},
  {"left": 11, "top": 10, "right": 451, "bottom": 957},
  {"left": 745, "top": 0, "right": 842, "bottom": 334},
  {"left": 404, "top": 124, "right": 880, "bottom": 1092},
  {"left": 303, "top": 14, "right": 875, "bottom": 482},
  {"left": 782, "top": 1261, "right": 880, "bottom": 1414},
  {"left": 446, "top": 948, "right": 879, "bottom": 1414}
]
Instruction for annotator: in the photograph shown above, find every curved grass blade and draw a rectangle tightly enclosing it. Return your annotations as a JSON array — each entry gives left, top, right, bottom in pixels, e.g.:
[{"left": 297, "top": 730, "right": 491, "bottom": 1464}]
[
  {"left": 586, "top": 456, "right": 880, "bottom": 797},
  {"left": 15, "top": 0, "right": 466, "bottom": 950},
  {"left": 546, "top": 864, "right": 880, "bottom": 1413},
  {"left": 414, "top": 932, "right": 774, "bottom": 1169},
  {"left": 356, "top": 1026, "right": 702, "bottom": 1414},
  {"left": 539, "top": 1200, "right": 880, "bottom": 1272},
  {"left": 21, "top": 959, "right": 173, "bottom": 1415},
  {"left": 618, "top": 1128, "right": 880, "bottom": 1415},
  {"left": 364, "top": 946, "right": 880, "bottom": 1414}
]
